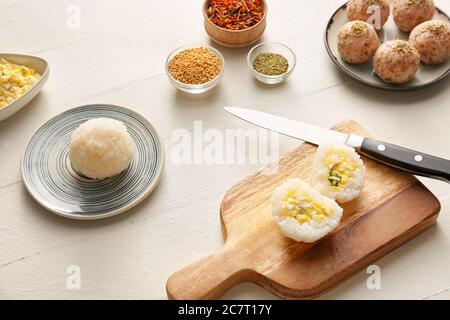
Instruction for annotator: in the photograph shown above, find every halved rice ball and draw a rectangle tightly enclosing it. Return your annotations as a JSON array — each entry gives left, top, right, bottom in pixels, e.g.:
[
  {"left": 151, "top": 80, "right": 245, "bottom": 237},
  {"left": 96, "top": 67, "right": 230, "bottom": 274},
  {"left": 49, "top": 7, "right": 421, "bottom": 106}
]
[
  {"left": 272, "top": 178, "right": 343, "bottom": 243},
  {"left": 313, "top": 142, "right": 365, "bottom": 203}
]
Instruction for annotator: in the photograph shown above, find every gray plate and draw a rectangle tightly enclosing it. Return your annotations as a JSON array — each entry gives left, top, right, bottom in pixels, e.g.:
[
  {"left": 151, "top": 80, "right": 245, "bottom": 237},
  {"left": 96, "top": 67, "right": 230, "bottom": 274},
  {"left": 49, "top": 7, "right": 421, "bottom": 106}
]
[
  {"left": 22, "top": 104, "right": 164, "bottom": 220},
  {"left": 325, "top": 3, "right": 450, "bottom": 91}
]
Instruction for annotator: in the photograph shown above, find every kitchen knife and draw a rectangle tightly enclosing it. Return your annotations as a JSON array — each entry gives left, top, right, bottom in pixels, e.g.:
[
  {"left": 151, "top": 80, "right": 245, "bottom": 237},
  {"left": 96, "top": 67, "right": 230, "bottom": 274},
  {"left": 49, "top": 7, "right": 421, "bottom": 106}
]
[{"left": 224, "top": 107, "right": 450, "bottom": 183}]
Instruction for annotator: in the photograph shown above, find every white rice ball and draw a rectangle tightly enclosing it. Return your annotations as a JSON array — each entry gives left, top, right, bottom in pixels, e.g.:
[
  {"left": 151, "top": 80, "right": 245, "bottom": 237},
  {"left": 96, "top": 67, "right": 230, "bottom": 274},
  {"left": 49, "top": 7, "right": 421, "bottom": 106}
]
[
  {"left": 69, "top": 118, "right": 134, "bottom": 180},
  {"left": 313, "top": 142, "right": 365, "bottom": 203},
  {"left": 272, "top": 178, "right": 343, "bottom": 243}
]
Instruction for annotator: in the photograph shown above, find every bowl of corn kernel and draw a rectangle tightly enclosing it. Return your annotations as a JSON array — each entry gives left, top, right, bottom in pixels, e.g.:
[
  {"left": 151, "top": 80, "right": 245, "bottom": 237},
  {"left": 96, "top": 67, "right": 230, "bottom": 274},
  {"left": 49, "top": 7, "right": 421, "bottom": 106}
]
[{"left": 0, "top": 54, "right": 49, "bottom": 121}]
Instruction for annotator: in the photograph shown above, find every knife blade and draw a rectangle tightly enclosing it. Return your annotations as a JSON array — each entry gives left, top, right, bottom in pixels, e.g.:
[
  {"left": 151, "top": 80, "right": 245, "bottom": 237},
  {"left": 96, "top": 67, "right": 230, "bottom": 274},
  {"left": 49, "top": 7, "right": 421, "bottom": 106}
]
[{"left": 224, "top": 107, "right": 450, "bottom": 183}]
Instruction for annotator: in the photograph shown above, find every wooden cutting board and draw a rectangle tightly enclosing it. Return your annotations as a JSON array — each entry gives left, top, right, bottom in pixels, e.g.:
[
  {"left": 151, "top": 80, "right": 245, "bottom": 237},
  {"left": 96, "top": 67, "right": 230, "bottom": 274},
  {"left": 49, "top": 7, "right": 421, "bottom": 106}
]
[{"left": 166, "top": 120, "right": 441, "bottom": 300}]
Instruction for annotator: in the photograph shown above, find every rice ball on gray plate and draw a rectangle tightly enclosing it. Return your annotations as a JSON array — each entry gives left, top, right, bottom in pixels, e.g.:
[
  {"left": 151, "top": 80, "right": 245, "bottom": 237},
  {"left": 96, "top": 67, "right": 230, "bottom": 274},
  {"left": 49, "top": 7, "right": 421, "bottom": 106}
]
[
  {"left": 392, "top": 0, "right": 435, "bottom": 33},
  {"left": 347, "top": 0, "right": 391, "bottom": 29},
  {"left": 410, "top": 20, "right": 450, "bottom": 64},
  {"left": 338, "top": 20, "right": 381, "bottom": 64},
  {"left": 69, "top": 118, "right": 134, "bottom": 180},
  {"left": 374, "top": 40, "right": 421, "bottom": 84}
]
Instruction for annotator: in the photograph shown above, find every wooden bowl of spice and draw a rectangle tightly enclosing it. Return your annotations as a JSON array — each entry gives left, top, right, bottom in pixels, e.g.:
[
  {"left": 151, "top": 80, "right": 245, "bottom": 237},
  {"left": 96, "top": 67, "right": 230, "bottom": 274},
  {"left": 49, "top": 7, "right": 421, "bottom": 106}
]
[
  {"left": 203, "top": 0, "right": 267, "bottom": 48},
  {"left": 165, "top": 44, "right": 225, "bottom": 94}
]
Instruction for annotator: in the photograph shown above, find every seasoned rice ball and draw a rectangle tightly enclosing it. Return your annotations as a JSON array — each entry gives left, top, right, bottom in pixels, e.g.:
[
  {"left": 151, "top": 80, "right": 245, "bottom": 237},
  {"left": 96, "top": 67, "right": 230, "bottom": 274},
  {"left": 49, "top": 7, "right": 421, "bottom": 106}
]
[
  {"left": 393, "top": 0, "right": 435, "bottom": 33},
  {"left": 313, "top": 142, "right": 365, "bottom": 203},
  {"left": 410, "top": 20, "right": 450, "bottom": 64},
  {"left": 347, "top": 0, "right": 391, "bottom": 29},
  {"left": 272, "top": 179, "right": 343, "bottom": 243},
  {"left": 338, "top": 21, "right": 380, "bottom": 64},
  {"left": 69, "top": 118, "right": 134, "bottom": 180},
  {"left": 374, "top": 40, "right": 421, "bottom": 84}
]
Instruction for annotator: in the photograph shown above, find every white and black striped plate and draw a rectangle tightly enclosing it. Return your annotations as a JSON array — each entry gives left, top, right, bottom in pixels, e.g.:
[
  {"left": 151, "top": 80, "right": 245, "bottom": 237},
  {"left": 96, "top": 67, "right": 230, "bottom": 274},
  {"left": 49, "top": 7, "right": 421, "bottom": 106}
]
[{"left": 22, "top": 104, "right": 164, "bottom": 220}]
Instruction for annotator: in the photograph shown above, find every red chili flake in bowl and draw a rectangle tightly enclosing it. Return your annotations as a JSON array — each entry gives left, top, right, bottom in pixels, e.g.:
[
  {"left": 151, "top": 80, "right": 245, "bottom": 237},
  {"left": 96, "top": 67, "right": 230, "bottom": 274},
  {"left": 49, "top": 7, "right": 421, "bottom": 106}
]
[{"left": 207, "top": 0, "right": 264, "bottom": 31}]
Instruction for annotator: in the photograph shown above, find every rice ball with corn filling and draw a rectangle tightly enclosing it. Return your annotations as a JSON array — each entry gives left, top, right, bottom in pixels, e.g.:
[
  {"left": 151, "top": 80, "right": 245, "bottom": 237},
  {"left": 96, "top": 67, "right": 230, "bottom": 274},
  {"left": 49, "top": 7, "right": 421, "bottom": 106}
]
[
  {"left": 313, "top": 142, "right": 365, "bottom": 203},
  {"left": 272, "top": 179, "right": 343, "bottom": 243},
  {"left": 347, "top": 0, "right": 391, "bottom": 29},
  {"left": 337, "top": 21, "right": 380, "bottom": 64},
  {"left": 392, "top": 0, "right": 435, "bottom": 33},
  {"left": 410, "top": 20, "right": 450, "bottom": 64}
]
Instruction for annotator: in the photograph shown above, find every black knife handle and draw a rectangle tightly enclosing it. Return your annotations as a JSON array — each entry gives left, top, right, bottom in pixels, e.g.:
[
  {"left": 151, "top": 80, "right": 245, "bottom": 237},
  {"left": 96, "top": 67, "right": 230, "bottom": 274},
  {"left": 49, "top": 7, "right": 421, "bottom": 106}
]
[{"left": 360, "top": 138, "right": 450, "bottom": 183}]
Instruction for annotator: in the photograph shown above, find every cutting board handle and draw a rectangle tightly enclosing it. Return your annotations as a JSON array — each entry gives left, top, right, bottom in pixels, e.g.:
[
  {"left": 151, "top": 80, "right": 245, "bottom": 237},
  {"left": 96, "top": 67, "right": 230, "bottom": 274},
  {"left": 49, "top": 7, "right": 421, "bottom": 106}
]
[{"left": 166, "top": 247, "right": 252, "bottom": 300}]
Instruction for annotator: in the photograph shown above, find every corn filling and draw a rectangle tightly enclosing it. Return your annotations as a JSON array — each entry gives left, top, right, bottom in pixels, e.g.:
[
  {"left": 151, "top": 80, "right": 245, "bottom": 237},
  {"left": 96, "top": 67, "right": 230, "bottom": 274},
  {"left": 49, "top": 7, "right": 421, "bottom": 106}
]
[
  {"left": 282, "top": 191, "right": 332, "bottom": 224},
  {"left": 0, "top": 58, "right": 41, "bottom": 109},
  {"left": 325, "top": 150, "right": 358, "bottom": 188}
]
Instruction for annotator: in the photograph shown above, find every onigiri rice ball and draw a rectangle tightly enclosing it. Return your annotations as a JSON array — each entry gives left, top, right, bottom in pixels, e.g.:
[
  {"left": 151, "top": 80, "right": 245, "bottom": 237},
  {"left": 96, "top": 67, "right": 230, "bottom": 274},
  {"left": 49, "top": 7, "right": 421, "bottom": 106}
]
[
  {"left": 392, "top": 0, "right": 435, "bottom": 33},
  {"left": 347, "top": 0, "right": 391, "bottom": 30},
  {"left": 69, "top": 118, "right": 134, "bottom": 180},
  {"left": 410, "top": 20, "right": 450, "bottom": 64},
  {"left": 272, "top": 178, "right": 343, "bottom": 243},
  {"left": 373, "top": 40, "right": 421, "bottom": 84},
  {"left": 337, "top": 20, "right": 380, "bottom": 64},
  {"left": 313, "top": 142, "right": 365, "bottom": 203}
]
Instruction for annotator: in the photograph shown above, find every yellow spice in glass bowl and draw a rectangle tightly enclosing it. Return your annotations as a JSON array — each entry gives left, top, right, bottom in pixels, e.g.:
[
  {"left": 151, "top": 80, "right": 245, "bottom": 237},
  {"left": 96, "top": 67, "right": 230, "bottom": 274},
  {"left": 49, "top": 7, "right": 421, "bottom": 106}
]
[{"left": 0, "top": 58, "right": 41, "bottom": 109}]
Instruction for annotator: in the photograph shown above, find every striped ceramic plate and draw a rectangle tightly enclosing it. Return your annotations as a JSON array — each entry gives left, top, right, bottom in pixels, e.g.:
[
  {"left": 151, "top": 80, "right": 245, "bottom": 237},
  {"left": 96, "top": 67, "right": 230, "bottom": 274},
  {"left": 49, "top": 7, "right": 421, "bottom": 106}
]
[{"left": 22, "top": 104, "right": 164, "bottom": 220}]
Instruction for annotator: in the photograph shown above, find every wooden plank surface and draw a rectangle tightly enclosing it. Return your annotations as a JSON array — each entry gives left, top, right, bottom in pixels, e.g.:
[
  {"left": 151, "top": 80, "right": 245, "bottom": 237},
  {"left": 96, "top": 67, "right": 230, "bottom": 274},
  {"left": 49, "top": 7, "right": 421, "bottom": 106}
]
[
  {"left": 0, "top": 0, "right": 449, "bottom": 299},
  {"left": 166, "top": 120, "right": 441, "bottom": 299}
]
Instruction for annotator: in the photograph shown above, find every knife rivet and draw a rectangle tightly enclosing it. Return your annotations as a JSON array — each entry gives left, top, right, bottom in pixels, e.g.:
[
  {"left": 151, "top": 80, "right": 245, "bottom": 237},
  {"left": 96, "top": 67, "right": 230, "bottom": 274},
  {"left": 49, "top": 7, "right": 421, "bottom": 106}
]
[
  {"left": 414, "top": 155, "right": 423, "bottom": 162},
  {"left": 377, "top": 145, "right": 386, "bottom": 151}
]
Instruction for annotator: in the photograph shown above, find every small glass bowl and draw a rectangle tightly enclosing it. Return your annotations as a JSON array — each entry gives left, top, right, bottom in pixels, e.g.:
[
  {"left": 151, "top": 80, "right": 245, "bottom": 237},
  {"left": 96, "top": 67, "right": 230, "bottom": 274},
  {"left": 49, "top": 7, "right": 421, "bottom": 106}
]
[
  {"left": 165, "top": 44, "right": 225, "bottom": 94},
  {"left": 247, "top": 42, "right": 296, "bottom": 84}
]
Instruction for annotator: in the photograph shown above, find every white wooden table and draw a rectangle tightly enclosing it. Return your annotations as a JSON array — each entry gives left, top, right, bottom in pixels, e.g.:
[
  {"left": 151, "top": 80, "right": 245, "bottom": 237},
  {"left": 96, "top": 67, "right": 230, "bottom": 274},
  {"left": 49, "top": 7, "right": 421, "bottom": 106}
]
[{"left": 1, "top": 0, "right": 449, "bottom": 300}]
